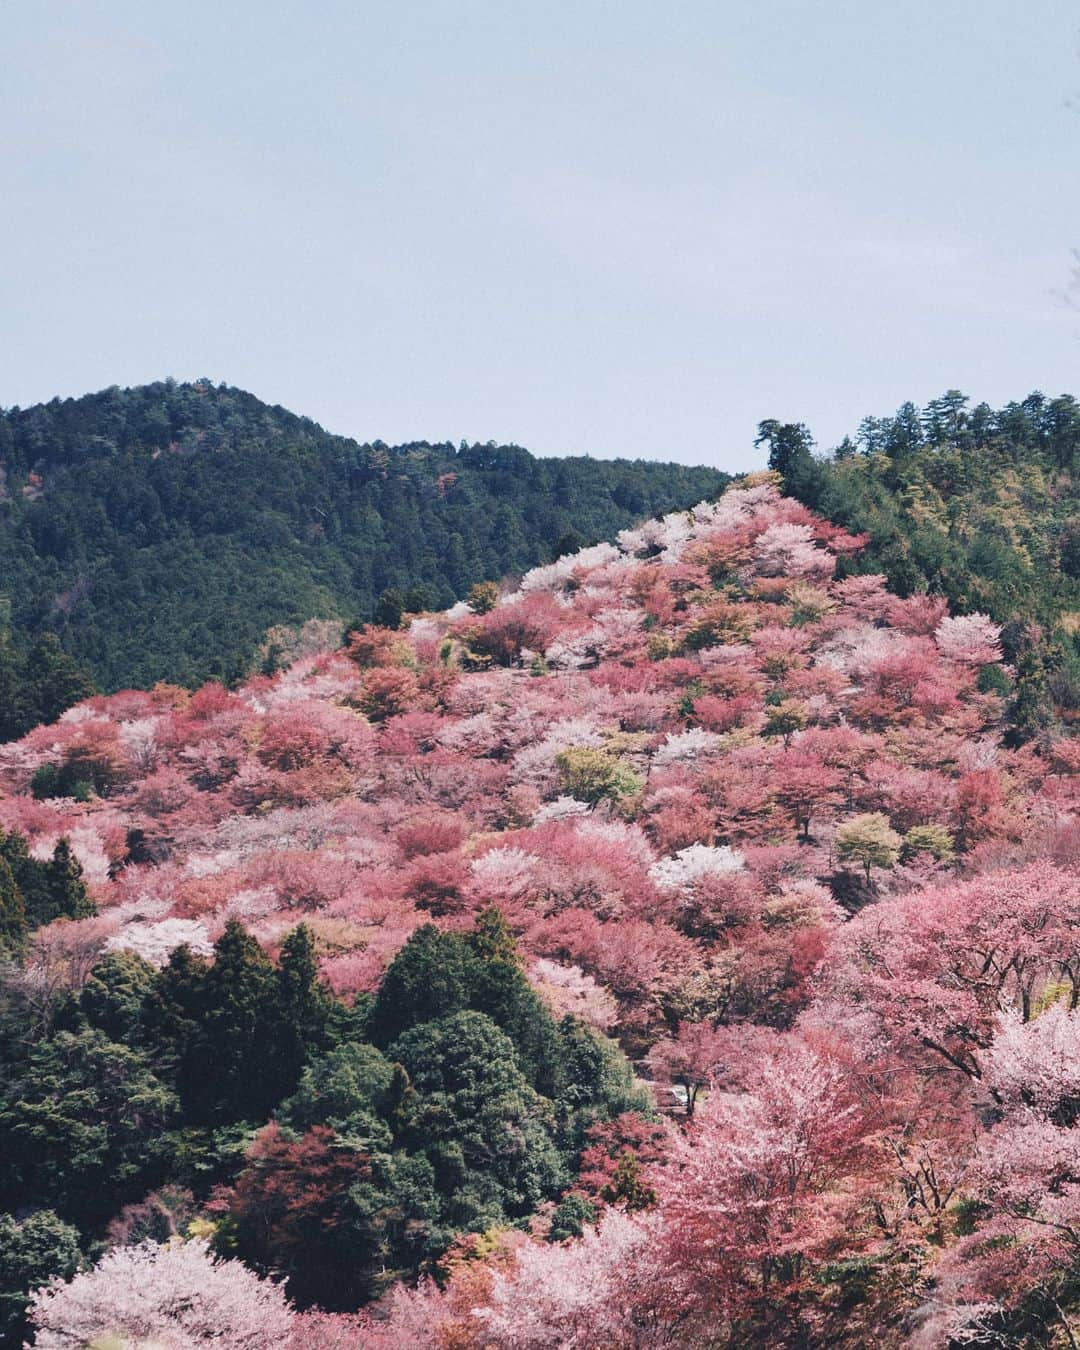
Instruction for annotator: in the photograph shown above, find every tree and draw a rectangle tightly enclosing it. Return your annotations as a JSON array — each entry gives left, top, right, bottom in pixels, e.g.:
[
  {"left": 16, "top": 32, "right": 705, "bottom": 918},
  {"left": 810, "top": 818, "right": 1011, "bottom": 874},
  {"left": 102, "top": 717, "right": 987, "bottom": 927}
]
[
  {"left": 27, "top": 1238, "right": 296, "bottom": 1349},
  {"left": 473, "top": 1209, "right": 670, "bottom": 1348},
  {"left": 43, "top": 839, "right": 95, "bottom": 924},
  {"left": 0, "top": 1209, "right": 81, "bottom": 1346},
  {"left": 901, "top": 823, "right": 955, "bottom": 864},
  {"left": 763, "top": 698, "right": 809, "bottom": 747},
  {"left": 214, "top": 1124, "right": 376, "bottom": 1309},
  {"left": 646, "top": 1021, "right": 737, "bottom": 1117},
  {"left": 599, "top": 1152, "right": 657, "bottom": 1213},
  {"left": 182, "top": 921, "right": 278, "bottom": 1124},
  {"left": 773, "top": 754, "right": 844, "bottom": 840},
  {"left": 659, "top": 1034, "right": 877, "bottom": 1329},
  {"left": 272, "top": 924, "right": 335, "bottom": 1099},
  {"left": 77, "top": 949, "right": 157, "bottom": 1042},
  {"left": 373, "top": 589, "right": 405, "bottom": 630},
  {"left": 277, "top": 1042, "right": 396, "bottom": 1150},
  {"left": 390, "top": 1010, "right": 567, "bottom": 1227},
  {"left": 0, "top": 1028, "right": 178, "bottom": 1226},
  {"left": 754, "top": 420, "right": 815, "bottom": 481},
  {"left": 368, "top": 925, "right": 473, "bottom": 1047},
  {"left": 466, "top": 580, "right": 500, "bottom": 614},
  {"left": 835, "top": 812, "right": 901, "bottom": 882},
  {"left": 16, "top": 634, "right": 96, "bottom": 732},
  {"left": 554, "top": 747, "right": 643, "bottom": 808},
  {"left": 0, "top": 858, "right": 27, "bottom": 957}
]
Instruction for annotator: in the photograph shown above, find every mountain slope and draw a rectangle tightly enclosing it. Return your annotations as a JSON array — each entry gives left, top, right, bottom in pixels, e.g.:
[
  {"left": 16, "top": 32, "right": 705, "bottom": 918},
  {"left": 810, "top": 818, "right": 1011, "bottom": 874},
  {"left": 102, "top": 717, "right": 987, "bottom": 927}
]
[
  {"left": 0, "top": 380, "right": 726, "bottom": 692},
  {"left": 0, "top": 479, "right": 1074, "bottom": 1345},
  {"left": 756, "top": 389, "right": 1080, "bottom": 736}
]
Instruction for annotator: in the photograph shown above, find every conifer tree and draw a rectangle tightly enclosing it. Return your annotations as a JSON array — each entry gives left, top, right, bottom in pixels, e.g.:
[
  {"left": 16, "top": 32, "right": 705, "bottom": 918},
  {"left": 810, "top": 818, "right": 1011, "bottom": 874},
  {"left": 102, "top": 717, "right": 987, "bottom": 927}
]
[
  {"left": 45, "top": 839, "right": 96, "bottom": 923},
  {"left": 0, "top": 858, "right": 27, "bottom": 957}
]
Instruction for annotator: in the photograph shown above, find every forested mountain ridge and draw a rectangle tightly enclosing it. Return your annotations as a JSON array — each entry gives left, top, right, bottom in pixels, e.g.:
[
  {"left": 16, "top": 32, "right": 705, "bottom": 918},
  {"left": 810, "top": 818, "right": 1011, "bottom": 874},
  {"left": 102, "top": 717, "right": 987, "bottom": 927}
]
[{"left": 0, "top": 380, "right": 726, "bottom": 695}]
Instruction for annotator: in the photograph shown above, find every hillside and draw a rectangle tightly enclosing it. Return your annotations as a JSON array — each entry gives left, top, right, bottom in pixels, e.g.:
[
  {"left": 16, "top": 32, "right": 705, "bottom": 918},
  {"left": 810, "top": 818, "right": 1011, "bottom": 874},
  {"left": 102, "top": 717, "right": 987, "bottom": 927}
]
[
  {"left": 760, "top": 388, "right": 1080, "bottom": 738},
  {"left": 0, "top": 380, "right": 726, "bottom": 695},
  {"left": 0, "top": 480, "right": 1075, "bottom": 1346}
]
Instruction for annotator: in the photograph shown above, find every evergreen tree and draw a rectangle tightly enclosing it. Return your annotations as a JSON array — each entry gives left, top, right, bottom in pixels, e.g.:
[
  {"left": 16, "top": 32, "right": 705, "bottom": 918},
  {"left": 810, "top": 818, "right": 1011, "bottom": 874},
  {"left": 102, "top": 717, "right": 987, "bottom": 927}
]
[
  {"left": 0, "top": 1209, "right": 82, "bottom": 1345},
  {"left": 43, "top": 839, "right": 95, "bottom": 924},
  {"left": 272, "top": 925, "right": 334, "bottom": 1098},
  {"left": 0, "top": 857, "right": 27, "bottom": 957},
  {"left": 368, "top": 925, "right": 473, "bottom": 1047},
  {"left": 183, "top": 922, "right": 276, "bottom": 1124},
  {"left": 754, "top": 419, "right": 815, "bottom": 480}
]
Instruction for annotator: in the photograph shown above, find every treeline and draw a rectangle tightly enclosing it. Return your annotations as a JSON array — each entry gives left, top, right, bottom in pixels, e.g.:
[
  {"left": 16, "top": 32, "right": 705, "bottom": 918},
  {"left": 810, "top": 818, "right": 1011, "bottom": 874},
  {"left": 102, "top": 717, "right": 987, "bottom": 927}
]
[
  {"left": 0, "top": 381, "right": 726, "bottom": 698},
  {"left": 756, "top": 388, "right": 1080, "bottom": 737},
  {"left": 0, "top": 893, "right": 646, "bottom": 1343}
]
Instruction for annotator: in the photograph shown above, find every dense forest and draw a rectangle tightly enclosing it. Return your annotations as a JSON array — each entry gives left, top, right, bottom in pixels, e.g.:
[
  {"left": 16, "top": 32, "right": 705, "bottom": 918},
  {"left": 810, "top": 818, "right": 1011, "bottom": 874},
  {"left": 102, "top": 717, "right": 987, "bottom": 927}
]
[
  {"left": 0, "top": 480, "right": 1075, "bottom": 1345},
  {"left": 0, "top": 380, "right": 725, "bottom": 698}
]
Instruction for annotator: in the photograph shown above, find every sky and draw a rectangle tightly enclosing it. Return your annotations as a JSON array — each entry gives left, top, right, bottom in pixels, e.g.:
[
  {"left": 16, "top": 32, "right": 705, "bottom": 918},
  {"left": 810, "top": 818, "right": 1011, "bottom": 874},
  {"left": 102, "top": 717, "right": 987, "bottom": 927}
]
[{"left": 2, "top": 1, "right": 1079, "bottom": 472}]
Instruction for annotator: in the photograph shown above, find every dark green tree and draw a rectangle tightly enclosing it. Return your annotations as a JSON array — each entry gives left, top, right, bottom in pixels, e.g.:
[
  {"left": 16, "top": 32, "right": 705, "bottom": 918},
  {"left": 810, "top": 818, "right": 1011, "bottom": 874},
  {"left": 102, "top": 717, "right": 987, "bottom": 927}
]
[
  {"left": 77, "top": 950, "right": 156, "bottom": 1042},
  {"left": 0, "top": 1029, "right": 177, "bottom": 1226},
  {"left": 18, "top": 634, "right": 96, "bottom": 729},
  {"left": 754, "top": 419, "right": 815, "bottom": 480},
  {"left": 182, "top": 922, "right": 276, "bottom": 1124},
  {"left": 0, "top": 1209, "right": 81, "bottom": 1346},
  {"left": 42, "top": 839, "right": 95, "bottom": 925},
  {"left": 271, "top": 924, "right": 335, "bottom": 1099},
  {"left": 367, "top": 925, "right": 473, "bottom": 1047},
  {"left": 0, "top": 859, "right": 26, "bottom": 958},
  {"left": 373, "top": 589, "right": 404, "bottom": 630},
  {"left": 390, "top": 1011, "right": 567, "bottom": 1228}
]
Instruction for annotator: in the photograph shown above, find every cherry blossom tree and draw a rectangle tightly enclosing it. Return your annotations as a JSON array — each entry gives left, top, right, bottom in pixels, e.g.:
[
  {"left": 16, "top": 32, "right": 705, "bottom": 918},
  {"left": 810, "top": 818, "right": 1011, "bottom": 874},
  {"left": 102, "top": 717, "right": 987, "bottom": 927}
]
[{"left": 27, "top": 1239, "right": 296, "bottom": 1349}]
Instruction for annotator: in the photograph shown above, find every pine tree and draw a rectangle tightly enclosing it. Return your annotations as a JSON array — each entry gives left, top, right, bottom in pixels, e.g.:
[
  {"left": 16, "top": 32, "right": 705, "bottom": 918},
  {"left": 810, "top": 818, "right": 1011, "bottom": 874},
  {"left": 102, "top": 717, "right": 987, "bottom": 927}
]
[
  {"left": 0, "top": 858, "right": 27, "bottom": 957},
  {"left": 187, "top": 922, "right": 276, "bottom": 1123},
  {"left": 273, "top": 925, "right": 333, "bottom": 1098},
  {"left": 45, "top": 839, "right": 96, "bottom": 923}
]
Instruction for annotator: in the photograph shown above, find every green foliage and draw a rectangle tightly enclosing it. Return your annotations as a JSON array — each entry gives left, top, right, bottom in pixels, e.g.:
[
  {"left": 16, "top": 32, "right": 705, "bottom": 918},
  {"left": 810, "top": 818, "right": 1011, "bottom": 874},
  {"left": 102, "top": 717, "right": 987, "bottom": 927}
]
[
  {"left": 151, "top": 921, "right": 337, "bottom": 1126},
  {"left": 836, "top": 812, "right": 903, "bottom": 881},
  {"left": 0, "top": 1028, "right": 178, "bottom": 1226},
  {"left": 763, "top": 698, "right": 809, "bottom": 745},
  {"left": 277, "top": 1043, "right": 396, "bottom": 1153},
  {"left": 0, "top": 632, "right": 96, "bottom": 743},
  {"left": 554, "top": 746, "right": 644, "bottom": 808},
  {"left": 0, "top": 1209, "right": 81, "bottom": 1345},
  {"left": 466, "top": 580, "right": 500, "bottom": 614},
  {"left": 367, "top": 925, "right": 475, "bottom": 1047},
  {"left": 390, "top": 1010, "right": 568, "bottom": 1228},
  {"left": 902, "top": 823, "right": 956, "bottom": 864},
  {"left": 754, "top": 419, "right": 816, "bottom": 484},
  {"left": 44, "top": 841, "right": 95, "bottom": 923},
  {"left": 369, "top": 918, "right": 565, "bottom": 1096},
  {"left": 600, "top": 1151, "right": 658, "bottom": 1212},
  {"left": 0, "top": 909, "right": 643, "bottom": 1314},
  {"left": 0, "top": 860, "right": 27, "bottom": 959},
  {"left": 768, "top": 389, "right": 1080, "bottom": 738},
  {"left": 0, "top": 830, "right": 94, "bottom": 934},
  {"left": 977, "top": 662, "right": 1012, "bottom": 697},
  {"left": 548, "top": 1191, "right": 597, "bottom": 1241},
  {"left": 0, "top": 381, "right": 726, "bottom": 702},
  {"left": 75, "top": 950, "right": 156, "bottom": 1042}
]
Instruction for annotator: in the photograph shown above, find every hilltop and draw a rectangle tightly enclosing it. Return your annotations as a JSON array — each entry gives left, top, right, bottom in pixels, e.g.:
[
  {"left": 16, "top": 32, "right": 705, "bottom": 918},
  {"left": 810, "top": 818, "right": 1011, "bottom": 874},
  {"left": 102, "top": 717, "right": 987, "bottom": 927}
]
[{"left": 0, "top": 380, "right": 726, "bottom": 695}]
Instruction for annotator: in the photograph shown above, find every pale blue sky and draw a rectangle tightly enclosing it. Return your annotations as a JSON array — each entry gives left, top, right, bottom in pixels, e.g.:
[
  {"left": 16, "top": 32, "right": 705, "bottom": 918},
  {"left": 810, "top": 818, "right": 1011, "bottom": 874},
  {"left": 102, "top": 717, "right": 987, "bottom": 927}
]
[{"left": 3, "top": 1, "right": 1078, "bottom": 469}]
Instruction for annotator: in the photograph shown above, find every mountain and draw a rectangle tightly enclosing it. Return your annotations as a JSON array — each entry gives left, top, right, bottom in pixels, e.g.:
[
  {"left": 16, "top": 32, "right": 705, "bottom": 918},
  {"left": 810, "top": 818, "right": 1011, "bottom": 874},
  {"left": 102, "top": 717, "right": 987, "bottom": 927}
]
[
  {"left": 0, "top": 479, "right": 1074, "bottom": 1346},
  {"left": 0, "top": 380, "right": 726, "bottom": 695}
]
